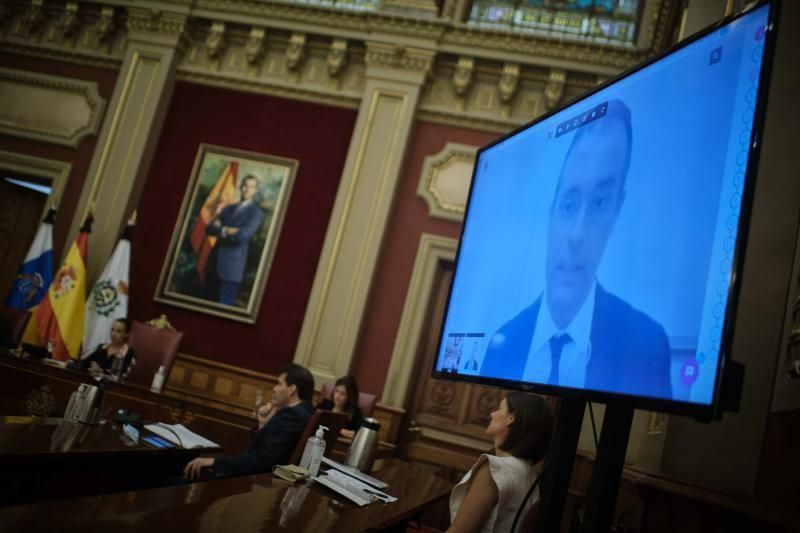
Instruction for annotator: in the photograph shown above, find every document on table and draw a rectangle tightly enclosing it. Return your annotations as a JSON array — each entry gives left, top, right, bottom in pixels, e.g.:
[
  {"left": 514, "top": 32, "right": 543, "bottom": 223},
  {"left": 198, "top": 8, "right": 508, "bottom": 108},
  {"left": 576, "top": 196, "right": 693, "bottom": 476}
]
[
  {"left": 143, "top": 423, "right": 220, "bottom": 449},
  {"left": 319, "top": 456, "right": 389, "bottom": 489},
  {"left": 312, "top": 469, "right": 397, "bottom": 507}
]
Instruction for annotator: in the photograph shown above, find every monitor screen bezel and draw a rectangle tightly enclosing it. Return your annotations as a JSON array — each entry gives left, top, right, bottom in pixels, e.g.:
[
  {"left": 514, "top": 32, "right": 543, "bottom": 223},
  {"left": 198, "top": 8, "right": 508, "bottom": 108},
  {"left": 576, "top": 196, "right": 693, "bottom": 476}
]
[{"left": 430, "top": 0, "right": 781, "bottom": 419}]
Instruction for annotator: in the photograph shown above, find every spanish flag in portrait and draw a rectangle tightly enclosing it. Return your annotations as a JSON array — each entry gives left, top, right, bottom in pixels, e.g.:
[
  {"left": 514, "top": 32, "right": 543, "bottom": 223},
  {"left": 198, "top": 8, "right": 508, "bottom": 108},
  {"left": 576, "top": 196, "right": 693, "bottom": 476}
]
[
  {"left": 189, "top": 161, "right": 239, "bottom": 283},
  {"left": 34, "top": 215, "right": 92, "bottom": 361}
]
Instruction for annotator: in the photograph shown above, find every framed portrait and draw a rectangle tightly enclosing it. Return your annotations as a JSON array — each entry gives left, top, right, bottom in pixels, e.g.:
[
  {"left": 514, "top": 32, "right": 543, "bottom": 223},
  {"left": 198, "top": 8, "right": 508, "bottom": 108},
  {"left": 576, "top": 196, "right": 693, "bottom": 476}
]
[{"left": 155, "top": 144, "right": 298, "bottom": 323}]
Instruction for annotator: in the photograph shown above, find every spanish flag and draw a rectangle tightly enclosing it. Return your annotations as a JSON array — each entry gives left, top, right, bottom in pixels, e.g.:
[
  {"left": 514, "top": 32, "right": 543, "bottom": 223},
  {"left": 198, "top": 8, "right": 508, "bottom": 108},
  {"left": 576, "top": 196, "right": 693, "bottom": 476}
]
[
  {"left": 34, "top": 215, "right": 92, "bottom": 361},
  {"left": 189, "top": 161, "right": 239, "bottom": 282}
]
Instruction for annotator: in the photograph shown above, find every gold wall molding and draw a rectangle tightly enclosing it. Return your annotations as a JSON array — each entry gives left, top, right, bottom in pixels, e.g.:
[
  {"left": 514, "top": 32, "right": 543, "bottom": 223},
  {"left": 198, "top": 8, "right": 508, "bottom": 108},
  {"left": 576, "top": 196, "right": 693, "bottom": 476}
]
[
  {"left": 294, "top": 52, "right": 428, "bottom": 387},
  {"left": 0, "top": 67, "right": 106, "bottom": 147},
  {"left": 0, "top": 149, "right": 70, "bottom": 221},
  {"left": 166, "top": 352, "right": 404, "bottom": 444},
  {"left": 416, "top": 142, "right": 476, "bottom": 222},
  {"left": 67, "top": 13, "right": 189, "bottom": 284},
  {"left": 381, "top": 233, "right": 458, "bottom": 408}
]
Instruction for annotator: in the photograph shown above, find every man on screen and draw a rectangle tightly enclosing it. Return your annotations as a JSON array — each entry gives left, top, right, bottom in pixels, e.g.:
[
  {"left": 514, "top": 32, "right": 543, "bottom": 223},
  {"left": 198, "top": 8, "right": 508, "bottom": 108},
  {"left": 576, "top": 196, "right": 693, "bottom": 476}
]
[{"left": 481, "top": 99, "right": 672, "bottom": 399}]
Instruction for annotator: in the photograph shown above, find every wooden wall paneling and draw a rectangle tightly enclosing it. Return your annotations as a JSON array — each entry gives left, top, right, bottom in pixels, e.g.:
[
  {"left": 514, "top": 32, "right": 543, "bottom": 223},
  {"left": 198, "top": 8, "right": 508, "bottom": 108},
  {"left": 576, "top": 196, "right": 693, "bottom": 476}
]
[{"left": 165, "top": 353, "right": 405, "bottom": 449}]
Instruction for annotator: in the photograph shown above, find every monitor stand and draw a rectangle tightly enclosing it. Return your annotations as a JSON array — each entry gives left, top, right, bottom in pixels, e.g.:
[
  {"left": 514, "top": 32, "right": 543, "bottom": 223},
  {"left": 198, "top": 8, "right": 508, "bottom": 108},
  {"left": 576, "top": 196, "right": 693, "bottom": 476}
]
[{"left": 537, "top": 399, "right": 634, "bottom": 533}]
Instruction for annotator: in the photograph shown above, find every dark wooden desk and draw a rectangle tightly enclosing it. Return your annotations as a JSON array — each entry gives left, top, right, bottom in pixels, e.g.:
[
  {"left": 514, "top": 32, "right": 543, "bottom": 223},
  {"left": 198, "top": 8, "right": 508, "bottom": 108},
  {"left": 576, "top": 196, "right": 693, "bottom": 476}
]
[
  {"left": 0, "top": 415, "right": 218, "bottom": 506},
  {"left": 0, "top": 353, "right": 255, "bottom": 505},
  {"left": 0, "top": 457, "right": 453, "bottom": 532},
  {"left": 0, "top": 352, "right": 253, "bottom": 452}
]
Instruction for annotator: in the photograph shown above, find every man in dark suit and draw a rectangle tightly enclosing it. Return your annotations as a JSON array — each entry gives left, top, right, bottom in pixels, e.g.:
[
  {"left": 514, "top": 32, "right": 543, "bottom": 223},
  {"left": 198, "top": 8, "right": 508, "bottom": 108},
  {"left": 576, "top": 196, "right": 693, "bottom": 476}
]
[
  {"left": 481, "top": 99, "right": 672, "bottom": 399},
  {"left": 206, "top": 174, "right": 265, "bottom": 306},
  {"left": 184, "top": 363, "right": 315, "bottom": 479}
]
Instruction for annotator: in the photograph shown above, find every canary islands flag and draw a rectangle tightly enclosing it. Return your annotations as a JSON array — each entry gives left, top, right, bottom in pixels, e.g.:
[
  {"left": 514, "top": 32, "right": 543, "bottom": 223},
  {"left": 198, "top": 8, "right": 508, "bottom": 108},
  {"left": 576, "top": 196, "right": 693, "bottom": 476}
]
[
  {"left": 35, "top": 215, "right": 92, "bottom": 361},
  {"left": 5, "top": 208, "right": 55, "bottom": 310}
]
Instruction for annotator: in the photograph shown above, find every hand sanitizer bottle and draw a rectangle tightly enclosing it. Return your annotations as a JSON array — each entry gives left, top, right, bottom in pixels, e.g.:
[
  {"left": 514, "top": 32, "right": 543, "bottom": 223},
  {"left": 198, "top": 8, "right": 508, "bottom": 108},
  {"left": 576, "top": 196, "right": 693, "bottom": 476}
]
[
  {"left": 299, "top": 425, "right": 328, "bottom": 476},
  {"left": 150, "top": 365, "right": 166, "bottom": 393}
]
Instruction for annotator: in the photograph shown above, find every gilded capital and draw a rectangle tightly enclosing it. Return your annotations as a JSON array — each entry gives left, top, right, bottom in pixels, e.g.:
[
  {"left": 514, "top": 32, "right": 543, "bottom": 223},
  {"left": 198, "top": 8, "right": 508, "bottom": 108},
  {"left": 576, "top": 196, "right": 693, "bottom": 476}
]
[
  {"left": 205, "top": 21, "right": 226, "bottom": 60},
  {"left": 327, "top": 38, "right": 348, "bottom": 78},
  {"left": 498, "top": 63, "right": 519, "bottom": 104},
  {"left": 126, "top": 7, "right": 189, "bottom": 38},
  {"left": 286, "top": 32, "right": 306, "bottom": 72},
  {"left": 94, "top": 6, "right": 116, "bottom": 49},
  {"left": 544, "top": 68, "right": 566, "bottom": 110},
  {"left": 245, "top": 27, "right": 266, "bottom": 65},
  {"left": 18, "top": 0, "right": 45, "bottom": 38},
  {"left": 58, "top": 2, "right": 80, "bottom": 40},
  {"left": 365, "top": 42, "right": 435, "bottom": 77},
  {"left": 453, "top": 56, "right": 474, "bottom": 97}
]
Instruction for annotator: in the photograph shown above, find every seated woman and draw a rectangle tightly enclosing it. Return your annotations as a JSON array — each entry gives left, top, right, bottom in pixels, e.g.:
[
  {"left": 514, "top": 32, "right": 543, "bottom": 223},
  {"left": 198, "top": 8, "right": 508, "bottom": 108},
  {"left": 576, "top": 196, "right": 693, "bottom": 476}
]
[
  {"left": 448, "top": 392, "right": 553, "bottom": 533},
  {"left": 78, "top": 318, "right": 136, "bottom": 381},
  {"left": 316, "top": 375, "right": 363, "bottom": 438}
]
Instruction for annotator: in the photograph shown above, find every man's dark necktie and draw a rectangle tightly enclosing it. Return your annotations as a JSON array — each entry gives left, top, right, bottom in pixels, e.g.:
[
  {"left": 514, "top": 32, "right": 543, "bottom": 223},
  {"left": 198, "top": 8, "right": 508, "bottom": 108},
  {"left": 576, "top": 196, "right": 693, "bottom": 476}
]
[{"left": 548, "top": 334, "right": 571, "bottom": 385}]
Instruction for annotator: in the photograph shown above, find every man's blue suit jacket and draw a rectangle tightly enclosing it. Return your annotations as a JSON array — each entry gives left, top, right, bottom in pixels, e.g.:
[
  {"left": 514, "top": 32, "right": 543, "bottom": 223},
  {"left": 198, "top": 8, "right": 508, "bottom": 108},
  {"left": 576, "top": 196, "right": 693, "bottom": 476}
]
[
  {"left": 206, "top": 201, "right": 264, "bottom": 283},
  {"left": 481, "top": 284, "right": 672, "bottom": 399}
]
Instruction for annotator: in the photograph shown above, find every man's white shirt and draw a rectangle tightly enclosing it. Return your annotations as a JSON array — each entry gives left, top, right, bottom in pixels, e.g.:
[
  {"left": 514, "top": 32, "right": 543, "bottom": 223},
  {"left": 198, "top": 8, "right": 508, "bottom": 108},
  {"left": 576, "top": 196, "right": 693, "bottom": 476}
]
[{"left": 522, "top": 281, "right": 596, "bottom": 387}]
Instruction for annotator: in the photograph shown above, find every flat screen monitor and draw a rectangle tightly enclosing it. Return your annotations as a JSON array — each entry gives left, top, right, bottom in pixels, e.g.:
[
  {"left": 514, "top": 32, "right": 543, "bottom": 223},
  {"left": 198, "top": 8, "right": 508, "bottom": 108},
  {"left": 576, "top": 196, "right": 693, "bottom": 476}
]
[{"left": 432, "top": 1, "right": 779, "bottom": 417}]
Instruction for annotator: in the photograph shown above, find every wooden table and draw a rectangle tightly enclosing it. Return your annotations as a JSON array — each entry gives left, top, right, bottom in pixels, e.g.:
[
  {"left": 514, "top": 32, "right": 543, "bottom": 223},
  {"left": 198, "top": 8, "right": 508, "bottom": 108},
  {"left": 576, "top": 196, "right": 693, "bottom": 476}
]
[
  {"left": 0, "top": 457, "right": 453, "bottom": 532},
  {"left": 0, "top": 352, "right": 255, "bottom": 505},
  {"left": 0, "top": 351, "right": 254, "bottom": 453},
  {"left": 0, "top": 415, "right": 219, "bottom": 506}
]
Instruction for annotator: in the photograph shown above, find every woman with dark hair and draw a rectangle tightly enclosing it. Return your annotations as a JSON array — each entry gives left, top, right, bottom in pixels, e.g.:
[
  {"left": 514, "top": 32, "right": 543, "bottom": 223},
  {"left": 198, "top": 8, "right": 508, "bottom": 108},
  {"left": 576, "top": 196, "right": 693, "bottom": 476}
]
[
  {"left": 316, "top": 375, "right": 364, "bottom": 438},
  {"left": 448, "top": 391, "right": 554, "bottom": 533},
  {"left": 79, "top": 318, "right": 136, "bottom": 381}
]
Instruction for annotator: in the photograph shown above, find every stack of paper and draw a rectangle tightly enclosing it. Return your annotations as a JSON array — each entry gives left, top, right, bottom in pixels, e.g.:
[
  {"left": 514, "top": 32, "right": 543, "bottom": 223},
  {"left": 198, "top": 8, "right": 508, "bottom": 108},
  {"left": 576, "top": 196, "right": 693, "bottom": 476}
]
[
  {"left": 320, "top": 456, "right": 389, "bottom": 489},
  {"left": 143, "top": 423, "right": 220, "bottom": 449},
  {"left": 312, "top": 468, "right": 397, "bottom": 507}
]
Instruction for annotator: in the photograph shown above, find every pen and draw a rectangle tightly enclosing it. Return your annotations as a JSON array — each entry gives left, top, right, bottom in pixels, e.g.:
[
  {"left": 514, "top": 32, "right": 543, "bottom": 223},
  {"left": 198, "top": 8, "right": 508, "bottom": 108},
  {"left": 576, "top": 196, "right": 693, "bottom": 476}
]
[{"left": 363, "top": 488, "right": 393, "bottom": 501}]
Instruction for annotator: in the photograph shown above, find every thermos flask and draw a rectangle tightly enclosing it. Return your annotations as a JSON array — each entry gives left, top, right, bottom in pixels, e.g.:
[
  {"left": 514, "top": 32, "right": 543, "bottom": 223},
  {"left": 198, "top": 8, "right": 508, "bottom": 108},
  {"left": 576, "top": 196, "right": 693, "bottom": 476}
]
[{"left": 345, "top": 417, "right": 380, "bottom": 472}]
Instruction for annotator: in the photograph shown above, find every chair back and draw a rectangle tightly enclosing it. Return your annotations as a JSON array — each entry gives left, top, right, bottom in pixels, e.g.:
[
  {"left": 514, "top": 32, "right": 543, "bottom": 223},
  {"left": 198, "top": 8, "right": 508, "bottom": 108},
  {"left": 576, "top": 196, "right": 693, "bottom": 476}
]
[
  {"left": 319, "top": 383, "right": 378, "bottom": 418},
  {"left": 288, "top": 409, "right": 347, "bottom": 466},
  {"left": 521, "top": 497, "right": 541, "bottom": 531},
  {"left": 126, "top": 319, "right": 183, "bottom": 387},
  {"left": 0, "top": 305, "right": 31, "bottom": 349}
]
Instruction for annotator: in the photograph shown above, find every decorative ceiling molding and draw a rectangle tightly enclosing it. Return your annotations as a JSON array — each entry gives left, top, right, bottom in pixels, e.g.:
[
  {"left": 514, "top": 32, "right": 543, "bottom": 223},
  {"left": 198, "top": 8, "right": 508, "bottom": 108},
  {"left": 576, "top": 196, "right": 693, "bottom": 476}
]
[{"left": 0, "top": 0, "right": 681, "bottom": 130}]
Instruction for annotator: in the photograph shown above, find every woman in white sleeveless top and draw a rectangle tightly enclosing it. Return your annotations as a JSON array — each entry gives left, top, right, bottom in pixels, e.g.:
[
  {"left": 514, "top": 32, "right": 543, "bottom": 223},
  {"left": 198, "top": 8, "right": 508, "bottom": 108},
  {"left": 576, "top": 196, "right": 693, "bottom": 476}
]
[{"left": 448, "top": 392, "right": 553, "bottom": 533}]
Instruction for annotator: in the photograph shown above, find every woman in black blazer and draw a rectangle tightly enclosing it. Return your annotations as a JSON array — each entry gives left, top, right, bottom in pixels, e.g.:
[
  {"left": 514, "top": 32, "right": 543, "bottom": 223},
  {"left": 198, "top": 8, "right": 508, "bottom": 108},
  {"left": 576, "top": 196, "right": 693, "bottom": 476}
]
[{"left": 316, "top": 375, "right": 363, "bottom": 438}]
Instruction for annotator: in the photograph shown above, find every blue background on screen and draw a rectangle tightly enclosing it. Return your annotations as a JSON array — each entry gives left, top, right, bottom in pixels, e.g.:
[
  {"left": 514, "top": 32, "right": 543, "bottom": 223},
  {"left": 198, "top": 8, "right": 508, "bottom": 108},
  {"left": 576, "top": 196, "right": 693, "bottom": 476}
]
[{"left": 435, "top": 4, "right": 770, "bottom": 406}]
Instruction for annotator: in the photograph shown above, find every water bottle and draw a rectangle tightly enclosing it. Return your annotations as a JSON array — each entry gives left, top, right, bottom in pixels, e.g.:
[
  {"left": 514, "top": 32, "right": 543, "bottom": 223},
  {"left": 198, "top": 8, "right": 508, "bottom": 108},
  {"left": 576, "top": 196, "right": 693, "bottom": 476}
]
[
  {"left": 298, "top": 425, "right": 328, "bottom": 476},
  {"left": 150, "top": 365, "right": 166, "bottom": 393},
  {"left": 345, "top": 418, "right": 380, "bottom": 472},
  {"left": 110, "top": 356, "right": 123, "bottom": 381}
]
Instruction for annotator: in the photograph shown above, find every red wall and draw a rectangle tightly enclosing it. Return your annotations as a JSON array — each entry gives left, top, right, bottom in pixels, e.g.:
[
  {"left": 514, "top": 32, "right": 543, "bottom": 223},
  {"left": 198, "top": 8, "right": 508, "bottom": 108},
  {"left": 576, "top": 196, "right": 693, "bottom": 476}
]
[
  {"left": 350, "top": 120, "right": 499, "bottom": 397},
  {"left": 0, "top": 52, "right": 118, "bottom": 260},
  {"left": 130, "top": 81, "right": 357, "bottom": 374}
]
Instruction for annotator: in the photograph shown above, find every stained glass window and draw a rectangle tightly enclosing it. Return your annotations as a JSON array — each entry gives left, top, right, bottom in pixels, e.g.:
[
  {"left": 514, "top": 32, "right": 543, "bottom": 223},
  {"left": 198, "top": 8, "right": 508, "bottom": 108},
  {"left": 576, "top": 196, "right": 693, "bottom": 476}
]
[
  {"left": 287, "top": 0, "right": 380, "bottom": 12},
  {"left": 469, "top": 0, "right": 642, "bottom": 45}
]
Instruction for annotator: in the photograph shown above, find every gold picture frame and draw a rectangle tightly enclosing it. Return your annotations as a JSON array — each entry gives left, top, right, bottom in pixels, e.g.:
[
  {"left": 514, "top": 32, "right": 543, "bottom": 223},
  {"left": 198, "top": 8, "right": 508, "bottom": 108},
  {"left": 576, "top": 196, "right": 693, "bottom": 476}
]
[{"left": 155, "top": 144, "right": 298, "bottom": 323}]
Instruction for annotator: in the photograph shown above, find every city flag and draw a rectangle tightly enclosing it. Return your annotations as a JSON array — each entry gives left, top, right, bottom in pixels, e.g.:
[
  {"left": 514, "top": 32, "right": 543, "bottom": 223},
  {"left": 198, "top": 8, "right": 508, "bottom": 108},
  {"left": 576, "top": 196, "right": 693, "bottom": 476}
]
[
  {"left": 5, "top": 208, "right": 55, "bottom": 310},
  {"left": 34, "top": 215, "right": 92, "bottom": 361},
  {"left": 189, "top": 161, "right": 238, "bottom": 282},
  {"left": 82, "top": 217, "right": 132, "bottom": 358}
]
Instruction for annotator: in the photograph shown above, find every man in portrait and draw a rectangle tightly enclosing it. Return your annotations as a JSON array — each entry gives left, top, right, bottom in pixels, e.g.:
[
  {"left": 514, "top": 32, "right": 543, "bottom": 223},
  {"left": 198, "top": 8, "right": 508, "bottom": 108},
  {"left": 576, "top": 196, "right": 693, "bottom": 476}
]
[
  {"left": 205, "top": 174, "right": 264, "bottom": 306},
  {"left": 481, "top": 99, "right": 672, "bottom": 399}
]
